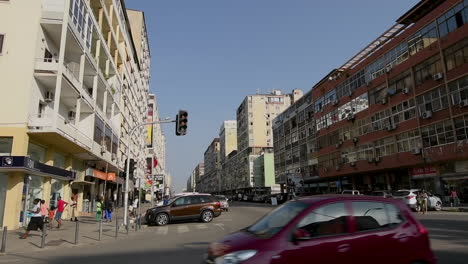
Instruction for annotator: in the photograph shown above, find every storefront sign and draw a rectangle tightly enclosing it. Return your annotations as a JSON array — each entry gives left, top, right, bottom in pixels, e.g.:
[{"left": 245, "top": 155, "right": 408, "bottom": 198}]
[
  {"left": 410, "top": 166, "right": 437, "bottom": 179},
  {"left": 107, "top": 173, "right": 116, "bottom": 182},
  {"left": 0, "top": 156, "right": 75, "bottom": 180},
  {"left": 87, "top": 168, "right": 117, "bottom": 182}
]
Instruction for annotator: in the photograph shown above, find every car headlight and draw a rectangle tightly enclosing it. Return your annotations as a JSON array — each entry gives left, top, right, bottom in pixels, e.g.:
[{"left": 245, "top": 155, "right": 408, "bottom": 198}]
[{"left": 215, "top": 250, "right": 257, "bottom": 264}]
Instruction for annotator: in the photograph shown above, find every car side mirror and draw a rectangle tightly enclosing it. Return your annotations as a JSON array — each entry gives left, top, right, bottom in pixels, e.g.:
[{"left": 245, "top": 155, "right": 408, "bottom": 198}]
[{"left": 293, "top": 228, "right": 311, "bottom": 242}]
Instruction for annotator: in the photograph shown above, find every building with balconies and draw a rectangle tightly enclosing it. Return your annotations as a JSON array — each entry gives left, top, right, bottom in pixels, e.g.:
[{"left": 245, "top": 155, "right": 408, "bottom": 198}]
[
  {"left": 273, "top": 0, "right": 468, "bottom": 199},
  {"left": 0, "top": 0, "right": 152, "bottom": 229}
]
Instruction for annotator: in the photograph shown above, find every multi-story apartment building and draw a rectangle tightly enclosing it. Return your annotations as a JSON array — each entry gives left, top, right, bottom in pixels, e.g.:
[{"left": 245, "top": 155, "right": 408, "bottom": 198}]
[
  {"left": 273, "top": 90, "right": 318, "bottom": 193},
  {"left": 219, "top": 120, "right": 237, "bottom": 191},
  {"left": 0, "top": 0, "right": 152, "bottom": 229},
  {"left": 223, "top": 90, "right": 303, "bottom": 193},
  {"left": 273, "top": 0, "right": 468, "bottom": 199},
  {"left": 199, "top": 138, "right": 221, "bottom": 193},
  {"left": 193, "top": 163, "right": 205, "bottom": 192},
  {"left": 145, "top": 94, "right": 166, "bottom": 200}
]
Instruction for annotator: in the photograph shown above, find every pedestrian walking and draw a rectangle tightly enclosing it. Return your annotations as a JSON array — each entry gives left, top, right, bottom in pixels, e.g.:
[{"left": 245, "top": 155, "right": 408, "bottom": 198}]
[
  {"left": 96, "top": 198, "right": 103, "bottom": 221},
  {"left": 40, "top": 199, "right": 48, "bottom": 221},
  {"left": 20, "top": 199, "right": 44, "bottom": 239},
  {"left": 421, "top": 190, "right": 428, "bottom": 215},
  {"left": 48, "top": 206, "right": 56, "bottom": 230},
  {"left": 55, "top": 196, "right": 68, "bottom": 228},
  {"left": 105, "top": 199, "right": 114, "bottom": 222},
  {"left": 450, "top": 189, "right": 459, "bottom": 207},
  {"left": 70, "top": 196, "right": 78, "bottom": 222}
]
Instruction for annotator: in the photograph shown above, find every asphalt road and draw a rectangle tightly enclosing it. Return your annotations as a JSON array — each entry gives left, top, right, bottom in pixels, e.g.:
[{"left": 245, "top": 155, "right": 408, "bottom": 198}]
[{"left": 1, "top": 203, "right": 467, "bottom": 264}]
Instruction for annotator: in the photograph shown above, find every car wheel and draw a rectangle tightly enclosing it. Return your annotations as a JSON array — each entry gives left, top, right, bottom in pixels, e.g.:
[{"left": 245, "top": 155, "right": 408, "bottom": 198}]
[
  {"left": 201, "top": 210, "right": 214, "bottom": 223},
  {"left": 156, "top": 213, "right": 169, "bottom": 226},
  {"left": 435, "top": 201, "right": 442, "bottom": 211}
]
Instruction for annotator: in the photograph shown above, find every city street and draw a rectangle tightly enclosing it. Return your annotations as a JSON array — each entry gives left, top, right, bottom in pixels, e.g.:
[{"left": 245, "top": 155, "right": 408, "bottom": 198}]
[{"left": 0, "top": 203, "right": 467, "bottom": 264}]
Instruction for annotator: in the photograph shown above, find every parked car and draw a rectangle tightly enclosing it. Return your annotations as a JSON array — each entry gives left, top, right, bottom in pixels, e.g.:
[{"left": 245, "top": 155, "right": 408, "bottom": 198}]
[
  {"left": 370, "top": 190, "right": 393, "bottom": 198},
  {"left": 215, "top": 195, "right": 229, "bottom": 211},
  {"left": 205, "top": 195, "right": 436, "bottom": 264},
  {"left": 146, "top": 194, "right": 222, "bottom": 226},
  {"left": 392, "top": 189, "right": 443, "bottom": 211},
  {"left": 342, "top": 190, "right": 360, "bottom": 195}
]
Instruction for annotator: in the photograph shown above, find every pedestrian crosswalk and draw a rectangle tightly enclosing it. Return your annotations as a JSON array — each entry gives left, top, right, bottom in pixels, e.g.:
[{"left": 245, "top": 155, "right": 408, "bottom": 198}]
[{"left": 151, "top": 223, "right": 225, "bottom": 235}]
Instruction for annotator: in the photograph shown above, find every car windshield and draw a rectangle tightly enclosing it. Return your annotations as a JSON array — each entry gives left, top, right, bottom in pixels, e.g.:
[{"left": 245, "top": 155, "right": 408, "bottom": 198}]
[
  {"left": 393, "top": 191, "right": 410, "bottom": 196},
  {"left": 246, "top": 201, "right": 308, "bottom": 238},
  {"left": 215, "top": 196, "right": 227, "bottom": 201}
]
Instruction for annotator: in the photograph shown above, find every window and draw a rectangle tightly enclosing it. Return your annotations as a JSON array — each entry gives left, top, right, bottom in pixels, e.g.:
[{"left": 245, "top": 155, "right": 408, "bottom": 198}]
[
  {"left": 336, "top": 70, "right": 366, "bottom": 99},
  {"left": 408, "top": 21, "right": 438, "bottom": 56},
  {"left": 421, "top": 119, "right": 455, "bottom": 148},
  {"left": 93, "top": 116, "right": 104, "bottom": 144},
  {"left": 0, "top": 34, "right": 4, "bottom": 55},
  {"left": 297, "top": 202, "right": 348, "bottom": 238},
  {"left": 352, "top": 202, "right": 390, "bottom": 231},
  {"left": 0, "top": 137, "right": 13, "bottom": 156},
  {"left": 437, "top": 1, "right": 467, "bottom": 38},
  {"left": 388, "top": 71, "right": 412, "bottom": 95},
  {"left": 396, "top": 129, "right": 422, "bottom": 152},
  {"left": 391, "top": 99, "right": 417, "bottom": 125},
  {"left": 174, "top": 196, "right": 190, "bottom": 206},
  {"left": 454, "top": 114, "right": 468, "bottom": 141},
  {"left": 385, "top": 203, "right": 405, "bottom": 227},
  {"left": 374, "top": 136, "right": 396, "bottom": 157},
  {"left": 416, "top": 87, "right": 449, "bottom": 115},
  {"left": 414, "top": 55, "right": 443, "bottom": 85},
  {"left": 369, "top": 84, "right": 388, "bottom": 105},
  {"left": 448, "top": 75, "right": 468, "bottom": 106},
  {"left": 444, "top": 38, "right": 468, "bottom": 71},
  {"left": 268, "top": 97, "right": 283, "bottom": 103}
]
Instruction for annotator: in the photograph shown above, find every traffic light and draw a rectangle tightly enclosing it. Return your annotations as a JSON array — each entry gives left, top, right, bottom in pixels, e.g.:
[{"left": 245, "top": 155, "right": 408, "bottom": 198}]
[
  {"left": 175, "top": 110, "right": 188, "bottom": 136},
  {"left": 129, "top": 159, "right": 136, "bottom": 174}
]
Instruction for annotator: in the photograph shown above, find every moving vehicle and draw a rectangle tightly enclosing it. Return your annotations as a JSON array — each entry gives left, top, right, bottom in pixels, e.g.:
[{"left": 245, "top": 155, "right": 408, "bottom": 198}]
[
  {"left": 392, "top": 189, "right": 443, "bottom": 211},
  {"left": 215, "top": 195, "right": 229, "bottom": 211},
  {"left": 146, "top": 194, "right": 222, "bottom": 226},
  {"left": 205, "top": 195, "right": 436, "bottom": 264}
]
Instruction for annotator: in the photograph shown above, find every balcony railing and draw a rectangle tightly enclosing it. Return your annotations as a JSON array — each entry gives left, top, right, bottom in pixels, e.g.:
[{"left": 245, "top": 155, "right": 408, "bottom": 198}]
[{"left": 35, "top": 57, "right": 59, "bottom": 73}]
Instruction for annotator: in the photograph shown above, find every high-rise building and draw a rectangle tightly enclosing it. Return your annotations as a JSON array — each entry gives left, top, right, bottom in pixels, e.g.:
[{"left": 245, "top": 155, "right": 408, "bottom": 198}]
[
  {"left": 219, "top": 120, "right": 237, "bottom": 191},
  {"left": 200, "top": 138, "right": 221, "bottom": 193},
  {"left": 274, "top": 0, "right": 468, "bottom": 197},
  {"left": 0, "top": 0, "right": 152, "bottom": 229}
]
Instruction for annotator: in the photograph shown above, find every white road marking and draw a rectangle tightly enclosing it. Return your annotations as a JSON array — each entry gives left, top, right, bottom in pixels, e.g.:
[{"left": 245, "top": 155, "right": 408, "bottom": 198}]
[
  {"left": 195, "top": 224, "right": 208, "bottom": 230},
  {"left": 177, "top": 225, "right": 189, "bottom": 233},
  {"left": 215, "top": 223, "right": 225, "bottom": 230},
  {"left": 156, "top": 226, "right": 168, "bottom": 235}
]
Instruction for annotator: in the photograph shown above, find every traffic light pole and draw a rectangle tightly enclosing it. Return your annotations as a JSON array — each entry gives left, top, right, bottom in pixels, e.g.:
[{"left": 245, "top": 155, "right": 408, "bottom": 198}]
[{"left": 124, "top": 119, "right": 176, "bottom": 226}]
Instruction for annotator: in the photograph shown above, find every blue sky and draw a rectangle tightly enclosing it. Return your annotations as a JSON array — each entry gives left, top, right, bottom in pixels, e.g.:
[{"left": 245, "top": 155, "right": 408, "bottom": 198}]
[{"left": 125, "top": 0, "right": 419, "bottom": 192}]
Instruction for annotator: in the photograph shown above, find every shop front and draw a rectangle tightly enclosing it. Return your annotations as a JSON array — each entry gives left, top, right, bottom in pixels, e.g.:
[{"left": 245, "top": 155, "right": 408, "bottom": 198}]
[
  {"left": 0, "top": 156, "right": 76, "bottom": 227},
  {"left": 441, "top": 160, "right": 468, "bottom": 203},
  {"left": 0, "top": 173, "right": 7, "bottom": 227}
]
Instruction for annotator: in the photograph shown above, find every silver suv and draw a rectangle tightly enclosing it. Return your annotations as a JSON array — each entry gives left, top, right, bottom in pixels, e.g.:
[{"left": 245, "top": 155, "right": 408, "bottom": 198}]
[{"left": 392, "top": 189, "right": 442, "bottom": 211}]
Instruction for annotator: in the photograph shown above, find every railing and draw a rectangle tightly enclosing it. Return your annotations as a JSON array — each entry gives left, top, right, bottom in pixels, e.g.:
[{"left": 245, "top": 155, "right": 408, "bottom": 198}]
[
  {"left": 55, "top": 114, "right": 93, "bottom": 150},
  {"left": 63, "top": 62, "right": 80, "bottom": 84}
]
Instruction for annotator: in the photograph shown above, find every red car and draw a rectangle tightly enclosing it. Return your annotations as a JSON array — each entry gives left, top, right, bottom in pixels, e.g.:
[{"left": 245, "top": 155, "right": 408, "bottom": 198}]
[{"left": 205, "top": 195, "right": 436, "bottom": 264}]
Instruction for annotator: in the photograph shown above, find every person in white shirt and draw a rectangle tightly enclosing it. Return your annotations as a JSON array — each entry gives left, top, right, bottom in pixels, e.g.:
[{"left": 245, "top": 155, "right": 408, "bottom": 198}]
[
  {"left": 133, "top": 198, "right": 139, "bottom": 209},
  {"left": 20, "top": 199, "right": 44, "bottom": 239}
]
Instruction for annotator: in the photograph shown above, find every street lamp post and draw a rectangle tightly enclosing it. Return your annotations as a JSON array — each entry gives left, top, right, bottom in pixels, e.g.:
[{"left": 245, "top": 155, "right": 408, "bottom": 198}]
[{"left": 123, "top": 119, "right": 175, "bottom": 226}]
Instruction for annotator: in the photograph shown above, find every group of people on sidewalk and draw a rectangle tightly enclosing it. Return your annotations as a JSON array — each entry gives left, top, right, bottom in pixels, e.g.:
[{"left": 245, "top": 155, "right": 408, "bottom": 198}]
[
  {"left": 95, "top": 197, "right": 114, "bottom": 222},
  {"left": 20, "top": 196, "right": 77, "bottom": 239}
]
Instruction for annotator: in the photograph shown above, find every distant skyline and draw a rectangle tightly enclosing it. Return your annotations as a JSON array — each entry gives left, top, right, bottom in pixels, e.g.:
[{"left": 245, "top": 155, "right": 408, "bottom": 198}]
[{"left": 125, "top": 0, "right": 419, "bottom": 192}]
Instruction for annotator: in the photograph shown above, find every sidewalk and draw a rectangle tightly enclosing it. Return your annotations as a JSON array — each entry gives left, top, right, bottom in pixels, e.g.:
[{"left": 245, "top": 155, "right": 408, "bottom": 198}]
[
  {"left": 0, "top": 204, "right": 153, "bottom": 256},
  {"left": 442, "top": 203, "right": 468, "bottom": 212}
]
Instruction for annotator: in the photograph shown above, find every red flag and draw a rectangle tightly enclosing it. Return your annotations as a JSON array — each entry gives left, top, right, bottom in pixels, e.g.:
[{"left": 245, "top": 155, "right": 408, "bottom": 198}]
[{"left": 153, "top": 158, "right": 158, "bottom": 168}]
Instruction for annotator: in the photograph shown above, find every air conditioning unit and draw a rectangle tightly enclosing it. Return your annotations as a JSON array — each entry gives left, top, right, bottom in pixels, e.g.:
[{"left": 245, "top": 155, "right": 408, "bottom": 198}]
[
  {"left": 403, "top": 88, "right": 410, "bottom": 94},
  {"left": 459, "top": 99, "right": 468, "bottom": 108},
  {"left": 367, "top": 157, "right": 375, "bottom": 163},
  {"left": 433, "top": 73, "right": 443, "bottom": 81},
  {"left": 332, "top": 99, "right": 339, "bottom": 106},
  {"left": 45, "top": 91, "right": 54, "bottom": 103},
  {"left": 421, "top": 110, "right": 433, "bottom": 119},
  {"left": 386, "top": 66, "right": 392, "bottom": 73},
  {"left": 68, "top": 111, "right": 76, "bottom": 121},
  {"left": 386, "top": 124, "right": 397, "bottom": 131},
  {"left": 412, "top": 147, "right": 422, "bottom": 155},
  {"left": 347, "top": 114, "right": 355, "bottom": 121},
  {"left": 353, "top": 137, "right": 359, "bottom": 144},
  {"left": 375, "top": 156, "right": 381, "bottom": 163},
  {"left": 100, "top": 145, "right": 106, "bottom": 154},
  {"left": 350, "top": 162, "right": 356, "bottom": 167},
  {"left": 381, "top": 98, "right": 387, "bottom": 105}
]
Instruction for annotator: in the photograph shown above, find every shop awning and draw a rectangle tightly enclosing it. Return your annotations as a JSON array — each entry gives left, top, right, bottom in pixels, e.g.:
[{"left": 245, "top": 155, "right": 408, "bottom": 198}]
[
  {"left": 442, "top": 175, "right": 468, "bottom": 181},
  {"left": 71, "top": 180, "right": 95, "bottom": 185},
  {"left": 0, "top": 156, "right": 75, "bottom": 180},
  {"left": 85, "top": 168, "right": 117, "bottom": 182}
]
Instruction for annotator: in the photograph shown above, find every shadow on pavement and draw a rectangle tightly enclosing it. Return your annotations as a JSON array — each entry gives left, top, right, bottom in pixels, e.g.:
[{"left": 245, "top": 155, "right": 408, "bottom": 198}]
[
  {"left": 435, "top": 249, "right": 468, "bottom": 264},
  {"left": 45, "top": 247, "right": 207, "bottom": 264}
]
